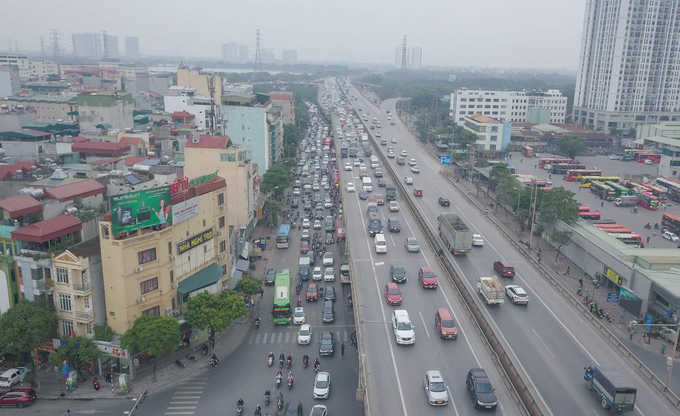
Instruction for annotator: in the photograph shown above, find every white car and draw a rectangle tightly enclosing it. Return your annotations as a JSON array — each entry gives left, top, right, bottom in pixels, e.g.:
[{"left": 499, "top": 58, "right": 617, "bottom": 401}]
[
  {"left": 0, "top": 367, "right": 28, "bottom": 388},
  {"left": 392, "top": 138, "right": 397, "bottom": 144},
  {"left": 314, "top": 220, "right": 322, "bottom": 230},
  {"left": 313, "top": 183, "right": 320, "bottom": 191},
  {"left": 353, "top": 160, "right": 361, "bottom": 167},
  {"left": 324, "top": 267, "right": 335, "bottom": 282},
  {"left": 313, "top": 372, "right": 331, "bottom": 399},
  {"left": 376, "top": 131, "right": 382, "bottom": 137},
  {"left": 297, "top": 324, "right": 312, "bottom": 345},
  {"left": 293, "top": 188, "right": 301, "bottom": 196},
  {"left": 609, "top": 154, "right": 619, "bottom": 160},
  {"left": 408, "top": 158, "right": 417, "bottom": 166},
  {"left": 392, "top": 310, "right": 415, "bottom": 345},
  {"left": 401, "top": 150, "right": 408, "bottom": 157},
  {"left": 663, "top": 230, "right": 679, "bottom": 242},
  {"left": 323, "top": 252, "right": 334, "bottom": 266},
  {"left": 312, "top": 266, "right": 323, "bottom": 281},
  {"left": 324, "top": 199, "right": 332, "bottom": 208},
  {"left": 344, "top": 163, "right": 352, "bottom": 171},
  {"left": 359, "top": 164, "right": 367, "bottom": 172},
  {"left": 404, "top": 176, "right": 413, "bottom": 185},
  {"left": 644, "top": 159, "right": 653, "bottom": 165},
  {"left": 410, "top": 165, "right": 420, "bottom": 173},
  {"left": 472, "top": 234, "right": 484, "bottom": 246},
  {"left": 292, "top": 307, "right": 306, "bottom": 325},
  {"left": 302, "top": 219, "right": 311, "bottom": 229},
  {"left": 387, "top": 151, "right": 395, "bottom": 158},
  {"left": 506, "top": 285, "right": 529, "bottom": 304},
  {"left": 346, "top": 182, "right": 355, "bottom": 192}
]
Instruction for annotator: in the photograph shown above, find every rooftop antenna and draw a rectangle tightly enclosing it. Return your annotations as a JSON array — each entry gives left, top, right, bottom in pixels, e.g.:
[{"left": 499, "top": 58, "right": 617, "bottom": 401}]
[
  {"left": 40, "top": 35, "right": 46, "bottom": 58},
  {"left": 207, "top": 71, "right": 217, "bottom": 136}
]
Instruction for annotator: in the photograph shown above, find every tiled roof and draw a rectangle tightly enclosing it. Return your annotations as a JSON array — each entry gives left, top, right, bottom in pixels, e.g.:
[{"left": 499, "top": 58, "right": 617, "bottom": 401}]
[
  {"left": 73, "top": 136, "right": 91, "bottom": 143},
  {"left": 89, "top": 157, "right": 124, "bottom": 165},
  {"left": 0, "top": 161, "right": 41, "bottom": 181},
  {"left": 0, "top": 194, "right": 43, "bottom": 218},
  {"left": 172, "top": 111, "right": 195, "bottom": 119},
  {"left": 186, "top": 135, "right": 230, "bottom": 149},
  {"left": 469, "top": 114, "right": 502, "bottom": 124},
  {"left": 72, "top": 141, "right": 131, "bottom": 155},
  {"left": 44, "top": 179, "right": 106, "bottom": 202},
  {"left": 119, "top": 136, "right": 142, "bottom": 146},
  {"left": 67, "top": 239, "right": 101, "bottom": 258},
  {"left": 11, "top": 214, "right": 82, "bottom": 243},
  {"left": 124, "top": 156, "right": 159, "bottom": 166},
  {"left": 270, "top": 93, "right": 294, "bottom": 102},
  {"left": 142, "top": 90, "right": 161, "bottom": 97}
]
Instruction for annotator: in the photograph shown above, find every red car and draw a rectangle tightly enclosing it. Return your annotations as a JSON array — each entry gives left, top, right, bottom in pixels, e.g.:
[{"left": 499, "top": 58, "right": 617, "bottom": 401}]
[
  {"left": 413, "top": 188, "right": 423, "bottom": 197},
  {"left": 300, "top": 241, "right": 310, "bottom": 254},
  {"left": 375, "top": 194, "right": 385, "bottom": 205},
  {"left": 360, "top": 172, "right": 369, "bottom": 178},
  {"left": 493, "top": 260, "right": 515, "bottom": 277},
  {"left": 418, "top": 267, "right": 438, "bottom": 289},
  {"left": 306, "top": 283, "right": 318, "bottom": 301},
  {"left": 0, "top": 387, "right": 36, "bottom": 408},
  {"left": 384, "top": 283, "right": 402, "bottom": 305}
]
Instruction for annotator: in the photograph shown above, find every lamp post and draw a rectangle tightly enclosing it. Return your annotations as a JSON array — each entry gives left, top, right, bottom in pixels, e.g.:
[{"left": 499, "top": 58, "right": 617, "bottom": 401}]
[
  {"left": 513, "top": 187, "right": 522, "bottom": 211},
  {"left": 528, "top": 180, "right": 539, "bottom": 250}
]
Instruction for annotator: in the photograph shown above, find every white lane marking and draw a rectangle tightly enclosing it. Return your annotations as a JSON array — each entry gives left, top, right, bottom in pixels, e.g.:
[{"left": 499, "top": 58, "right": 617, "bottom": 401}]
[
  {"left": 167, "top": 407, "right": 197, "bottom": 410},
  {"left": 447, "top": 386, "right": 461, "bottom": 416},
  {"left": 418, "top": 311, "right": 431, "bottom": 338},
  {"left": 277, "top": 332, "right": 283, "bottom": 343},
  {"left": 390, "top": 235, "right": 396, "bottom": 247},
  {"left": 532, "top": 329, "right": 555, "bottom": 358}
]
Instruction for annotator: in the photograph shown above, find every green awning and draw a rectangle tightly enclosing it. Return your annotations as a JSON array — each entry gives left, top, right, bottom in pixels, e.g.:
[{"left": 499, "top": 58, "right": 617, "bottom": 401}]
[
  {"left": 96, "top": 123, "right": 112, "bottom": 130},
  {"left": 177, "top": 263, "right": 221, "bottom": 295}
]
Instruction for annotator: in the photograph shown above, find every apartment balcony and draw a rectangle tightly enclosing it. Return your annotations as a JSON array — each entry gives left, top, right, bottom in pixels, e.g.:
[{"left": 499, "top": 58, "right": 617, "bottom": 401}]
[
  {"left": 75, "top": 309, "right": 93, "bottom": 320},
  {"left": 72, "top": 282, "right": 91, "bottom": 292},
  {"left": 34, "top": 279, "right": 54, "bottom": 293}
]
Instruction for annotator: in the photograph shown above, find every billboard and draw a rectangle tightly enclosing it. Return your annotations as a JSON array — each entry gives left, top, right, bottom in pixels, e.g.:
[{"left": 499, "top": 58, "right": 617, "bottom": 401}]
[
  {"left": 177, "top": 229, "right": 214, "bottom": 255},
  {"left": 171, "top": 196, "right": 199, "bottom": 225},
  {"left": 110, "top": 186, "right": 172, "bottom": 234}
]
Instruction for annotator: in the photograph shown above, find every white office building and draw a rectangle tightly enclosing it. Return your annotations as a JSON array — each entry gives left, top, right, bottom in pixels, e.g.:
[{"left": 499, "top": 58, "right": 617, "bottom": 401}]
[
  {"left": 164, "top": 86, "right": 214, "bottom": 132},
  {"left": 282, "top": 49, "right": 297, "bottom": 64},
  {"left": 125, "top": 36, "right": 139, "bottom": 57},
  {"left": 411, "top": 47, "right": 422, "bottom": 70},
  {"left": 573, "top": 0, "right": 680, "bottom": 132},
  {"left": 450, "top": 89, "right": 568, "bottom": 124},
  {"left": 72, "top": 33, "right": 102, "bottom": 59},
  {"left": 28, "top": 60, "right": 58, "bottom": 80},
  {"left": 239, "top": 44, "right": 249, "bottom": 62},
  {"left": 460, "top": 114, "right": 512, "bottom": 151}
]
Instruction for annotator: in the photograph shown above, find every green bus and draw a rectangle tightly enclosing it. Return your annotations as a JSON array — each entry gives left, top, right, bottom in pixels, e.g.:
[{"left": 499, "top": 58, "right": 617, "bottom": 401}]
[
  {"left": 605, "top": 181, "right": 629, "bottom": 197},
  {"left": 273, "top": 269, "right": 292, "bottom": 325},
  {"left": 590, "top": 181, "right": 616, "bottom": 201}
]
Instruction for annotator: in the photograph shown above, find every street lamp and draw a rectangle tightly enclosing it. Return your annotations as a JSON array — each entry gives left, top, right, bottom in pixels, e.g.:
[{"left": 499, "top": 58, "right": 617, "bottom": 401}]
[
  {"left": 513, "top": 187, "right": 522, "bottom": 211},
  {"left": 528, "top": 180, "right": 539, "bottom": 251}
]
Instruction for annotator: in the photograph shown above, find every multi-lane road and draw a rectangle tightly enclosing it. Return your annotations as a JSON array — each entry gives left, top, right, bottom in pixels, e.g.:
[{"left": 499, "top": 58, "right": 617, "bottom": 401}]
[{"left": 337, "top": 80, "right": 678, "bottom": 416}]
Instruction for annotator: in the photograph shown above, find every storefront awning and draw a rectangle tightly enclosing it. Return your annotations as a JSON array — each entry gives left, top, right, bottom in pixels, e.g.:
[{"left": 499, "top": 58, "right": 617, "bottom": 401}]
[
  {"left": 236, "top": 259, "right": 250, "bottom": 272},
  {"left": 240, "top": 241, "right": 251, "bottom": 260},
  {"left": 226, "top": 270, "right": 243, "bottom": 290},
  {"left": 177, "top": 263, "right": 221, "bottom": 295}
]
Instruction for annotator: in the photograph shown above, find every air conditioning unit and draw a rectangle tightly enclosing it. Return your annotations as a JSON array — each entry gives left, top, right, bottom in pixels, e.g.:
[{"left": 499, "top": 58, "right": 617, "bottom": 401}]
[
  {"left": 137, "top": 296, "right": 146, "bottom": 304},
  {"left": 173, "top": 283, "right": 179, "bottom": 289},
  {"left": 218, "top": 254, "right": 225, "bottom": 260},
  {"left": 170, "top": 254, "right": 176, "bottom": 261},
  {"left": 173, "top": 310, "right": 181, "bottom": 317},
  {"left": 135, "top": 267, "right": 143, "bottom": 273},
  {"left": 217, "top": 230, "right": 223, "bottom": 236},
  {"left": 220, "top": 205, "right": 226, "bottom": 211},
  {"left": 165, "top": 307, "right": 173, "bottom": 316}
]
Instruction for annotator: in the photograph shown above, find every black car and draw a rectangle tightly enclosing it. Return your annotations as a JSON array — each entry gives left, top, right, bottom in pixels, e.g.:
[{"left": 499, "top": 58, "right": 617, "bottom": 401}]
[
  {"left": 438, "top": 196, "right": 451, "bottom": 206},
  {"left": 378, "top": 178, "right": 387, "bottom": 187},
  {"left": 325, "top": 233, "right": 334, "bottom": 244},
  {"left": 388, "top": 217, "right": 401, "bottom": 232},
  {"left": 264, "top": 268, "right": 276, "bottom": 285},
  {"left": 319, "top": 332, "right": 335, "bottom": 356},
  {"left": 466, "top": 368, "right": 498, "bottom": 410},
  {"left": 390, "top": 265, "right": 407, "bottom": 283},
  {"left": 291, "top": 198, "right": 299, "bottom": 208},
  {"left": 322, "top": 300, "right": 335, "bottom": 323},
  {"left": 284, "top": 400, "right": 303, "bottom": 416},
  {"left": 325, "top": 286, "right": 336, "bottom": 301},
  {"left": 359, "top": 190, "right": 369, "bottom": 200},
  {"left": 306, "top": 251, "right": 316, "bottom": 266},
  {"left": 299, "top": 266, "right": 310, "bottom": 281},
  {"left": 316, "top": 209, "right": 325, "bottom": 220},
  {"left": 304, "top": 201, "right": 312, "bottom": 211}
]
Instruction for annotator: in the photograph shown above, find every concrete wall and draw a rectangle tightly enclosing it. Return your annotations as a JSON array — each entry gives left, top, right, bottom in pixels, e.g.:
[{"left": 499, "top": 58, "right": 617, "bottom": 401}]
[
  {"left": 0, "top": 139, "right": 49, "bottom": 161},
  {"left": 0, "top": 112, "right": 35, "bottom": 132},
  {"left": 0, "top": 65, "right": 20, "bottom": 97},
  {"left": 79, "top": 101, "right": 134, "bottom": 133},
  {"left": 89, "top": 253, "right": 107, "bottom": 327}
]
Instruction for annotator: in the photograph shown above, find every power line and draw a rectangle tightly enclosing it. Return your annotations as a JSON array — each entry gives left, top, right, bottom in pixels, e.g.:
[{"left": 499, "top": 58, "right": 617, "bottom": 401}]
[{"left": 253, "top": 29, "right": 263, "bottom": 75}]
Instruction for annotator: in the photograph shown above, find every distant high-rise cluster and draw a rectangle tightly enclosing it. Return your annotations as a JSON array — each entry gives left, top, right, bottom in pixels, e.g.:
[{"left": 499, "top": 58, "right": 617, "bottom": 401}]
[
  {"left": 103, "top": 34, "right": 119, "bottom": 58},
  {"left": 394, "top": 46, "right": 422, "bottom": 69},
  {"left": 221, "top": 43, "right": 250, "bottom": 62},
  {"left": 71, "top": 32, "right": 135, "bottom": 59},
  {"left": 239, "top": 44, "right": 249, "bottom": 62},
  {"left": 282, "top": 49, "right": 297, "bottom": 64},
  {"left": 125, "top": 36, "right": 139, "bottom": 57},
  {"left": 261, "top": 48, "right": 274, "bottom": 65}
]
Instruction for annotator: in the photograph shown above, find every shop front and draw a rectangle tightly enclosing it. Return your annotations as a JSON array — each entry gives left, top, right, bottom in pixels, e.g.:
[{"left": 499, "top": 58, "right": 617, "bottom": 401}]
[{"left": 94, "top": 341, "right": 135, "bottom": 380}]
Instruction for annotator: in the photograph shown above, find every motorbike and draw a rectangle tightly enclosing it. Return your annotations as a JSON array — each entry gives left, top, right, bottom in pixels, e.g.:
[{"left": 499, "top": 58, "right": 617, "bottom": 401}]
[
  {"left": 237, "top": 404, "right": 243, "bottom": 414},
  {"left": 654, "top": 223, "right": 660, "bottom": 230},
  {"left": 277, "top": 398, "right": 284, "bottom": 410},
  {"left": 314, "top": 363, "right": 320, "bottom": 373},
  {"left": 265, "top": 394, "right": 270, "bottom": 406},
  {"left": 288, "top": 378, "right": 293, "bottom": 389},
  {"left": 185, "top": 354, "right": 196, "bottom": 362},
  {"left": 279, "top": 358, "right": 284, "bottom": 368},
  {"left": 268, "top": 355, "right": 274, "bottom": 367},
  {"left": 209, "top": 359, "right": 218, "bottom": 368},
  {"left": 276, "top": 376, "right": 282, "bottom": 388},
  {"left": 202, "top": 343, "right": 209, "bottom": 355},
  {"left": 174, "top": 359, "right": 185, "bottom": 368},
  {"left": 644, "top": 223, "right": 652, "bottom": 229},
  {"left": 255, "top": 319, "right": 260, "bottom": 329},
  {"left": 303, "top": 358, "right": 308, "bottom": 368},
  {"left": 286, "top": 358, "right": 292, "bottom": 369}
]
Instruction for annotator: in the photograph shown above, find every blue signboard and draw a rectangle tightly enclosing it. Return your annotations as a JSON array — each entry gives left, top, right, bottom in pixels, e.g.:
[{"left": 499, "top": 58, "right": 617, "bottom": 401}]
[
  {"left": 645, "top": 314, "right": 653, "bottom": 331},
  {"left": 439, "top": 155, "right": 451, "bottom": 165},
  {"left": 606, "top": 293, "right": 620, "bottom": 303}
]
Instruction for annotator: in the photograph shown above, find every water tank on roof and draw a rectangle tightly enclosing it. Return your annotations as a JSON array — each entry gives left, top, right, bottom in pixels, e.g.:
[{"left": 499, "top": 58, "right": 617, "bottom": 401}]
[
  {"left": 18, "top": 188, "right": 30, "bottom": 195},
  {"left": 64, "top": 206, "right": 79, "bottom": 215},
  {"left": 0, "top": 149, "right": 5, "bottom": 157},
  {"left": 109, "top": 170, "right": 124, "bottom": 177},
  {"left": 15, "top": 170, "right": 23, "bottom": 178},
  {"left": 132, "top": 164, "right": 152, "bottom": 173},
  {"left": 29, "top": 189, "right": 44, "bottom": 199}
]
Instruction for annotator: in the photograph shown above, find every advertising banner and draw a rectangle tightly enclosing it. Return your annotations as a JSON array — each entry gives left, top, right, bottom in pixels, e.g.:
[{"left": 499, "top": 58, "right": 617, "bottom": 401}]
[
  {"left": 171, "top": 196, "right": 199, "bottom": 225},
  {"left": 110, "top": 187, "right": 172, "bottom": 234},
  {"left": 177, "top": 229, "right": 214, "bottom": 255}
]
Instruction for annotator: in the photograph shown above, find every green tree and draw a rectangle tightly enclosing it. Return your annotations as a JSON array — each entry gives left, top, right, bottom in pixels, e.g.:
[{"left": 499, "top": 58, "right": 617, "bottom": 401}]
[
  {"left": 93, "top": 324, "right": 115, "bottom": 341},
  {"left": 263, "top": 198, "right": 283, "bottom": 226},
  {"left": 283, "top": 124, "right": 298, "bottom": 147},
  {"left": 185, "top": 291, "right": 247, "bottom": 356},
  {"left": 452, "top": 126, "right": 478, "bottom": 157},
  {"left": 515, "top": 208, "right": 530, "bottom": 230},
  {"left": 56, "top": 336, "right": 101, "bottom": 375},
  {"left": 0, "top": 299, "right": 58, "bottom": 357},
  {"left": 608, "top": 127, "right": 621, "bottom": 137},
  {"left": 489, "top": 162, "right": 511, "bottom": 191},
  {"left": 555, "top": 136, "right": 586, "bottom": 159},
  {"left": 120, "top": 316, "right": 179, "bottom": 382},
  {"left": 236, "top": 277, "right": 262, "bottom": 296},
  {"left": 628, "top": 127, "right": 637, "bottom": 137},
  {"left": 261, "top": 164, "right": 293, "bottom": 194},
  {"left": 537, "top": 187, "right": 580, "bottom": 225},
  {"left": 550, "top": 230, "right": 573, "bottom": 262}
]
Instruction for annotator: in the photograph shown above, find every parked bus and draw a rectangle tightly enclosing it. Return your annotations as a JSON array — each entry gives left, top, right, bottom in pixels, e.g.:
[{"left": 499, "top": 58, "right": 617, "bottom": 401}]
[
  {"left": 662, "top": 212, "right": 680, "bottom": 234},
  {"left": 655, "top": 178, "right": 680, "bottom": 202},
  {"left": 605, "top": 181, "right": 629, "bottom": 197},
  {"left": 273, "top": 270, "right": 292, "bottom": 325},
  {"left": 521, "top": 145, "right": 534, "bottom": 157},
  {"left": 552, "top": 163, "right": 586, "bottom": 174},
  {"left": 539, "top": 157, "right": 572, "bottom": 169},
  {"left": 565, "top": 169, "right": 603, "bottom": 181},
  {"left": 595, "top": 225, "right": 634, "bottom": 234},
  {"left": 578, "top": 211, "right": 602, "bottom": 220},
  {"left": 637, "top": 192, "right": 659, "bottom": 210},
  {"left": 634, "top": 153, "right": 661, "bottom": 163},
  {"left": 578, "top": 206, "right": 591, "bottom": 212},
  {"left": 580, "top": 176, "right": 620, "bottom": 188},
  {"left": 609, "top": 233, "right": 642, "bottom": 247},
  {"left": 624, "top": 148, "right": 648, "bottom": 156},
  {"left": 336, "top": 219, "right": 346, "bottom": 242},
  {"left": 276, "top": 224, "right": 292, "bottom": 249},
  {"left": 590, "top": 182, "right": 616, "bottom": 200},
  {"left": 639, "top": 183, "right": 667, "bottom": 203}
]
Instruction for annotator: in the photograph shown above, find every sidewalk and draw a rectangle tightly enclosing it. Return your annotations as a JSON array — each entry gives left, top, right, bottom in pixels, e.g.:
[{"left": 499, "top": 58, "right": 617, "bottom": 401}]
[{"left": 36, "top": 220, "right": 278, "bottom": 401}]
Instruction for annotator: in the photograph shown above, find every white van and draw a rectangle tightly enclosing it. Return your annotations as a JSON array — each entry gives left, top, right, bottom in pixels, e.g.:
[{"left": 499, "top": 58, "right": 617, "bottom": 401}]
[
  {"left": 362, "top": 177, "right": 373, "bottom": 192},
  {"left": 377, "top": 121, "right": 382, "bottom": 128},
  {"left": 375, "top": 234, "right": 387, "bottom": 253}
]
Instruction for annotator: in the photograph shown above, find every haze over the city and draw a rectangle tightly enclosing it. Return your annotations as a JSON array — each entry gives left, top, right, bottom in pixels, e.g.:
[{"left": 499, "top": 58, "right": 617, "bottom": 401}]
[{"left": 1, "top": 0, "right": 584, "bottom": 69}]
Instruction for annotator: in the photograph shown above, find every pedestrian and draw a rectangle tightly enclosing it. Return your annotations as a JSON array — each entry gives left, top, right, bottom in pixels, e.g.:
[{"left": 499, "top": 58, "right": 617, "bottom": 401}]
[
  {"left": 579, "top": 186, "right": 581, "bottom": 192},
  {"left": 630, "top": 328, "right": 634, "bottom": 340},
  {"left": 662, "top": 343, "right": 667, "bottom": 355},
  {"left": 566, "top": 266, "right": 570, "bottom": 276},
  {"left": 341, "top": 342, "right": 345, "bottom": 355},
  {"left": 67, "top": 410, "right": 71, "bottom": 416},
  {"left": 60, "top": 389, "right": 66, "bottom": 397},
  {"left": 260, "top": 288, "right": 264, "bottom": 298},
  {"left": 585, "top": 290, "right": 590, "bottom": 301},
  {"left": 601, "top": 201, "right": 604, "bottom": 207},
  {"left": 534, "top": 164, "right": 537, "bottom": 169},
  {"left": 578, "top": 277, "right": 583, "bottom": 286}
]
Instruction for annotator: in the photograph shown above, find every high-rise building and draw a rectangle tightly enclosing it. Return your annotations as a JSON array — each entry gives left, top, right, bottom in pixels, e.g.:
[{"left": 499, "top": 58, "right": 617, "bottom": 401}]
[
  {"left": 221, "top": 43, "right": 239, "bottom": 62},
  {"left": 261, "top": 48, "right": 274, "bottom": 65},
  {"left": 124, "top": 36, "right": 139, "bottom": 57},
  {"left": 239, "top": 44, "right": 249, "bottom": 62},
  {"left": 574, "top": 0, "right": 680, "bottom": 132},
  {"left": 282, "top": 49, "right": 297, "bottom": 64},
  {"left": 411, "top": 47, "right": 422, "bottom": 70},
  {"left": 72, "top": 33, "right": 102, "bottom": 59},
  {"left": 103, "top": 34, "right": 119, "bottom": 58},
  {"left": 450, "top": 89, "right": 568, "bottom": 124}
]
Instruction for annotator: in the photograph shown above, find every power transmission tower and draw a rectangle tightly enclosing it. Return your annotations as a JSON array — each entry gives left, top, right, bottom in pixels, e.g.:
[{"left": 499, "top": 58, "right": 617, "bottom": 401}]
[
  {"left": 254, "top": 29, "right": 263, "bottom": 75},
  {"left": 40, "top": 35, "right": 45, "bottom": 58},
  {"left": 50, "top": 29, "right": 61, "bottom": 63},
  {"left": 400, "top": 35, "right": 408, "bottom": 70},
  {"left": 102, "top": 30, "right": 109, "bottom": 59},
  {"left": 207, "top": 72, "right": 217, "bottom": 136}
]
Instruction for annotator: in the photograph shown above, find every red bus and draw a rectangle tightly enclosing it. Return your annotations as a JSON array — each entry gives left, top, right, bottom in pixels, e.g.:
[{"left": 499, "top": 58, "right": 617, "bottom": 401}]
[
  {"left": 334, "top": 173, "right": 340, "bottom": 189},
  {"left": 521, "top": 145, "right": 534, "bottom": 157},
  {"left": 324, "top": 137, "right": 332, "bottom": 147},
  {"left": 578, "top": 211, "right": 602, "bottom": 220},
  {"left": 610, "top": 233, "right": 642, "bottom": 247},
  {"left": 336, "top": 219, "right": 346, "bottom": 242},
  {"left": 565, "top": 170, "right": 603, "bottom": 181},
  {"left": 662, "top": 213, "right": 680, "bottom": 234},
  {"left": 578, "top": 206, "right": 591, "bottom": 213},
  {"left": 602, "top": 227, "right": 634, "bottom": 234},
  {"left": 634, "top": 152, "right": 660, "bottom": 163},
  {"left": 594, "top": 223, "right": 625, "bottom": 229},
  {"left": 637, "top": 192, "right": 659, "bottom": 210},
  {"left": 639, "top": 183, "right": 667, "bottom": 203},
  {"left": 539, "top": 157, "right": 572, "bottom": 169}
]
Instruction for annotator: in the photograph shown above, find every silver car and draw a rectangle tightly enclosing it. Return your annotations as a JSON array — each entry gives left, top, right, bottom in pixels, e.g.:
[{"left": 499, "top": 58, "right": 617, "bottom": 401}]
[
  {"left": 405, "top": 237, "right": 420, "bottom": 253},
  {"left": 424, "top": 370, "right": 449, "bottom": 406}
]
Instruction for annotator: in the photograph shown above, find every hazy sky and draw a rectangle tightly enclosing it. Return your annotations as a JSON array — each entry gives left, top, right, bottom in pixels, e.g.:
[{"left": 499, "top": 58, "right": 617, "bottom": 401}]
[{"left": 1, "top": 0, "right": 584, "bottom": 69}]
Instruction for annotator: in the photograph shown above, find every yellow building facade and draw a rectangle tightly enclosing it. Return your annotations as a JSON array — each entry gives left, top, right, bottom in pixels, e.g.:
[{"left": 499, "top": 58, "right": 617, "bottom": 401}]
[{"left": 176, "top": 67, "right": 222, "bottom": 104}]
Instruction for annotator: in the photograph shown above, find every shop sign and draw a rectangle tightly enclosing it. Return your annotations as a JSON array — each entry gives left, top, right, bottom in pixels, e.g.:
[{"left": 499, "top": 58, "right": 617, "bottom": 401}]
[
  {"left": 177, "top": 229, "right": 214, "bottom": 255},
  {"left": 189, "top": 172, "right": 218, "bottom": 187},
  {"left": 171, "top": 178, "right": 189, "bottom": 195},
  {"left": 603, "top": 266, "right": 622, "bottom": 286},
  {"left": 110, "top": 187, "right": 172, "bottom": 234},
  {"left": 96, "top": 344, "right": 129, "bottom": 358},
  {"left": 171, "top": 196, "right": 199, "bottom": 225}
]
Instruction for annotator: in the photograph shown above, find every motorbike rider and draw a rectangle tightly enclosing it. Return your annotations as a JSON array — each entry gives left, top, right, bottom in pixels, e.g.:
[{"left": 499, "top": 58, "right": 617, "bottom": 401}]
[
  {"left": 302, "top": 353, "right": 309, "bottom": 364},
  {"left": 286, "top": 352, "right": 292, "bottom": 364},
  {"left": 255, "top": 317, "right": 261, "bottom": 327},
  {"left": 276, "top": 371, "right": 283, "bottom": 384},
  {"left": 277, "top": 392, "right": 284, "bottom": 405},
  {"left": 287, "top": 372, "right": 294, "bottom": 384},
  {"left": 268, "top": 351, "right": 275, "bottom": 361},
  {"left": 279, "top": 352, "right": 285, "bottom": 364},
  {"left": 237, "top": 398, "right": 244, "bottom": 408},
  {"left": 211, "top": 353, "right": 219, "bottom": 362},
  {"left": 297, "top": 294, "right": 302, "bottom": 307}
]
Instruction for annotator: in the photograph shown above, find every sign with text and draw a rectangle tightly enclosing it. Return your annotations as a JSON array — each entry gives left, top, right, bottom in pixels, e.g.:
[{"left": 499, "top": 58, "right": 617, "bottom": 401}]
[
  {"left": 602, "top": 266, "right": 622, "bottom": 286},
  {"left": 170, "top": 172, "right": 219, "bottom": 195},
  {"left": 110, "top": 187, "right": 172, "bottom": 235},
  {"left": 171, "top": 196, "right": 199, "bottom": 226},
  {"left": 439, "top": 155, "right": 451, "bottom": 165},
  {"left": 189, "top": 171, "right": 218, "bottom": 187},
  {"left": 606, "top": 293, "right": 620, "bottom": 303},
  {"left": 177, "top": 229, "right": 214, "bottom": 255}
]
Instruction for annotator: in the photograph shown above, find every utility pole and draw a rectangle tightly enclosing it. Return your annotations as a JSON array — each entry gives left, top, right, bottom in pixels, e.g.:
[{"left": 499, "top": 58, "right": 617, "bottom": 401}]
[
  {"left": 253, "top": 29, "right": 263, "bottom": 76},
  {"left": 102, "top": 30, "right": 109, "bottom": 59},
  {"left": 528, "top": 181, "right": 539, "bottom": 250},
  {"left": 207, "top": 72, "right": 216, "bottom": 136},
  {"left": 40, "top": 35, "right": 45, "bottom": 58},
  {"left": 400, "top": 35, "right": 408, "bottom": 70},
  {"left": 50, "top": 29, "right": 61, "bottom": 63}
]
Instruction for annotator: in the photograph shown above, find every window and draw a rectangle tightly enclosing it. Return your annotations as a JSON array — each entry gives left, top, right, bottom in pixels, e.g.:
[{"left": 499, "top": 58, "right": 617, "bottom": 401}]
[
  {"left": 140, "top": 277, "right": 159, "bottom": 294},
  {"left": 170, "top": 270, "right": 174, "bottom": 283},
  {"left": 491, "top": 136, "right": 498, "bottom": 142},
  {"left": 219, "top": 216, "right": 225, "bottom": 228},
  {"left": 218, "top": 193, "right": 225, "bottom": 205},
  {"left": 59, "top": 294, "right": 72, "bottom": 311},
  {"left": 222, "top": 264, "right": 227, "bottom": 276},
  {"left": 220, "top": 241, "right": 227, "bottom": 253},
  {"left": 86, "top": 323, "right": 93, "bottom": 335},
  {"left": 44, "top": 267, "right": 51, "bottom": 280},
  {"left": 168, "top": 242, "right": 172, "bottom": 255},
  {"left": 62, "top": 320, "right": 74, "bottom": 336},
  {"left": 57, "top": 268, "right": 69, "bottom": 284},
  {"left": 138, "top": 248, "right": 157, "bottom": 264},
  {"left": 83, "top": 296, "right": 90, "bottom": 309},
  {"left": 142, "top": 305, "right": 161, "bottom": 316}
]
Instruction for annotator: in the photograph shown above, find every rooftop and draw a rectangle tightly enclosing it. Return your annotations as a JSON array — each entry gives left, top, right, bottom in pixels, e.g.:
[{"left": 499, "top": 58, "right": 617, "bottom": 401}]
[
  {"left": 186, "top": 135, "right": 230, "bottom": 149},
  {"left": 71, "top": 140, "right": 131, "bottom": 155},
  {"left": 89, "top": 157, "right": 124, "bottom": 165},
  {"left": 0, "top": 194, "right": 43, "bottom": 218},
  {"left": 11, "top": 214, "right": 82, "bottom": 243},
  {"left": 124, "top": 156, "right": 159, "bottom": 166},
  {"left": 172, "top": 111, "right": 195, "bottom": 119},
  {"left": 5, "top": 94, "right": 78, "bottom": 104},
  {"left": 0, "top": 129, "right": 53, "bottom": 139},
  {"left": 119, "top": 136, "right": 143, "bottom": 146},
  {"left": 67, "top": 239, "right": 101, "bottom": 259},
  {"left": 44, "top": 179, "right": 106, "bottom": 202},
  {"left": 270, "top": 92, "right": 294, "bottom": 102},
  {"left": 0, "top": 161, "right": 41, "bottom": 181},
  {"left": 469, "top": 114, "right": 502, "bottom": 124}
]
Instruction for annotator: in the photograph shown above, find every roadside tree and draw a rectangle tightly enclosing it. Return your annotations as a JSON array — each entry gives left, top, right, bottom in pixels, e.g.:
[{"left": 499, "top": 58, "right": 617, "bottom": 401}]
[
  {"left": 0, "top": 299, "right": 58, "bottom": 357},
  {"left": 185, "top": 291, "right": 247, "bottom": 356},
  {"left": 120, "top": 316, "right": 180, "bottom": 382},
  {"left": 550, "top": 230, "right": 574, "bottom": 262}
]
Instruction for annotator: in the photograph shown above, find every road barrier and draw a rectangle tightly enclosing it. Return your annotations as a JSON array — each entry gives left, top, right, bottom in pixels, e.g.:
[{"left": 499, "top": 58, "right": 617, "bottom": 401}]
[{"left": 347, "top": 88, "right": 538, "bottom": 416}]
